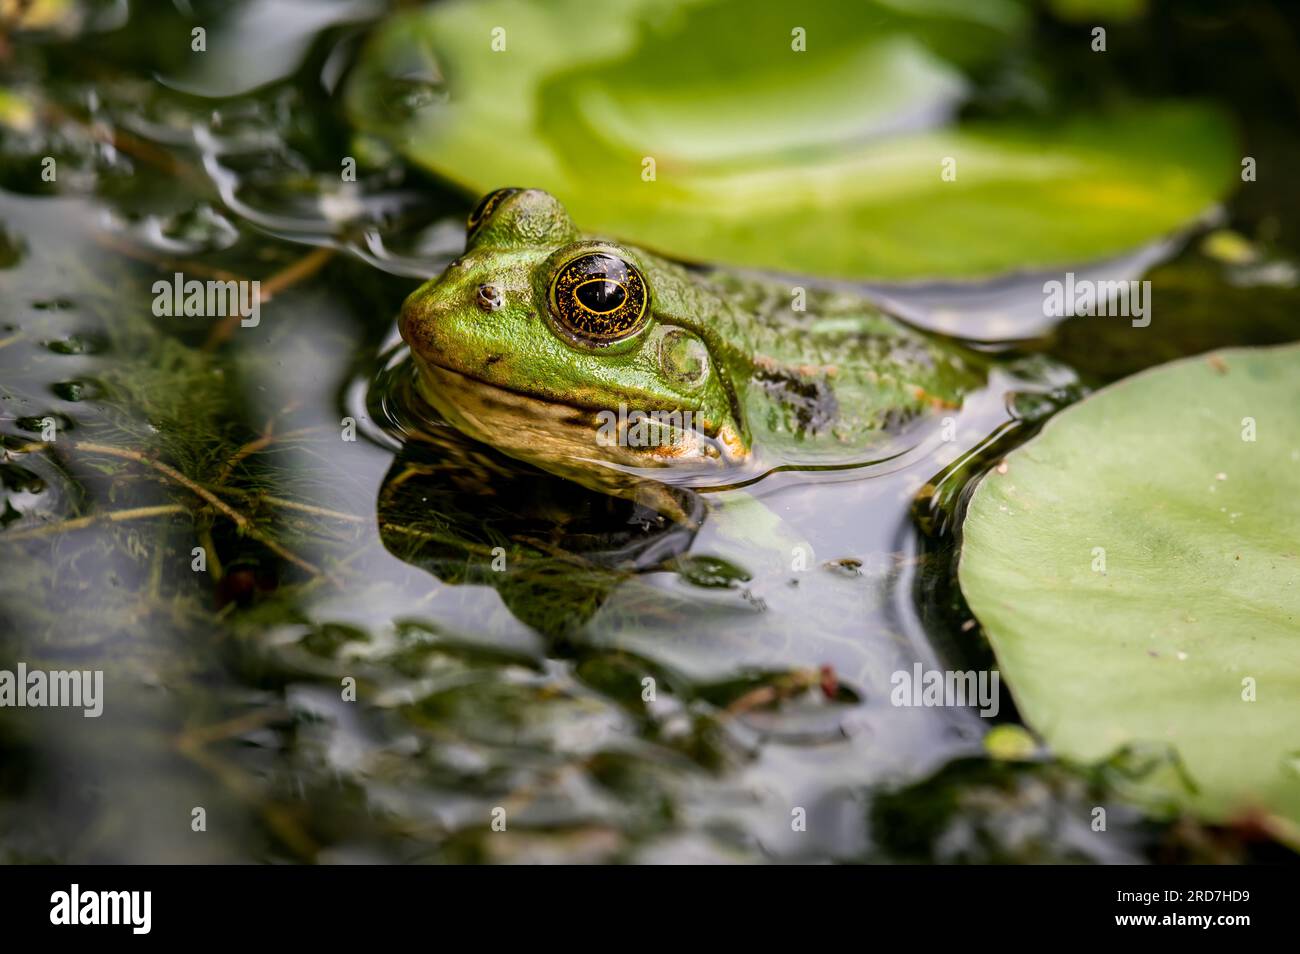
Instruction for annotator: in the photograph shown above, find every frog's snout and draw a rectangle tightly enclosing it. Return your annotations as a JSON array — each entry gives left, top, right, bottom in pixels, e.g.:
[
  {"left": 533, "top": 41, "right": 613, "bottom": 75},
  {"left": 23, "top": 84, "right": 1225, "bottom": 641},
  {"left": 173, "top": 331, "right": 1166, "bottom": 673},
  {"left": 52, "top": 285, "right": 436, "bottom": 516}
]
[{"left": 398, "top": 288, "right": 455, "bottom": 364}]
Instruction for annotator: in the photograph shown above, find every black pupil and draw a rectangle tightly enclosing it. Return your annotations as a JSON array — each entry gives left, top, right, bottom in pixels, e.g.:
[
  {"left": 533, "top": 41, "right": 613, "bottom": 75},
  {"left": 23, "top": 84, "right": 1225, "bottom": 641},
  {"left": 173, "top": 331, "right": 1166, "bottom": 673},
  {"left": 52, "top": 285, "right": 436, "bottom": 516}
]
[{"left": 575, "top": 279, "right": 625, "bottom": 313}]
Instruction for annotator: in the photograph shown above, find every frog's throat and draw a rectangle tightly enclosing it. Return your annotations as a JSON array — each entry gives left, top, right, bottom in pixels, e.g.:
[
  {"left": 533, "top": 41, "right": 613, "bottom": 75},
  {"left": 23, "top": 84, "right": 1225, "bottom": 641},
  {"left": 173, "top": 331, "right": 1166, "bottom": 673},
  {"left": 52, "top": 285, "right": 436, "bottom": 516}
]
[{"left": 413, "top": 358, "right": 749, "bottom": 473}]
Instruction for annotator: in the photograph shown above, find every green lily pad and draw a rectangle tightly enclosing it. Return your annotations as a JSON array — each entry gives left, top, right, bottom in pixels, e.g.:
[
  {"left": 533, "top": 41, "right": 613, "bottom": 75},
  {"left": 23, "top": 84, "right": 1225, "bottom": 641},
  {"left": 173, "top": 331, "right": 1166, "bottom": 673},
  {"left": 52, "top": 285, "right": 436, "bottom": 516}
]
[
  {"left": 346, "top": 0, "right": 1236, "bottom": 280},
  {"left": 959, "top": 344, "right": 1300, "bottom": 836}
]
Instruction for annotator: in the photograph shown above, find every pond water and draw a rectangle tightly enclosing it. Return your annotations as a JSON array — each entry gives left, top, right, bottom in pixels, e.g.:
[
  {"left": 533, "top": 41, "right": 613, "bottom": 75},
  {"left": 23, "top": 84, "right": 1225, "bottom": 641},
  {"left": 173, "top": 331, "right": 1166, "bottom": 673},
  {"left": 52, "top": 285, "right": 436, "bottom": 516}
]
[{"left": 1, "top": 1, "right": 1296, "bottom": 863}]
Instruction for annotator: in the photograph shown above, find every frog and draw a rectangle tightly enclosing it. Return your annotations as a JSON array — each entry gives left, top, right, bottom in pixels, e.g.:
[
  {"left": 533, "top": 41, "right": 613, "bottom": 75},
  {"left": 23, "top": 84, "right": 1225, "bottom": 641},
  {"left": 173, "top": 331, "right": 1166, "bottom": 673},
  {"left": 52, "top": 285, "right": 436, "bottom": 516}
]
[{"left": 399, "top": 188, "right": 985, "bottom": 512}]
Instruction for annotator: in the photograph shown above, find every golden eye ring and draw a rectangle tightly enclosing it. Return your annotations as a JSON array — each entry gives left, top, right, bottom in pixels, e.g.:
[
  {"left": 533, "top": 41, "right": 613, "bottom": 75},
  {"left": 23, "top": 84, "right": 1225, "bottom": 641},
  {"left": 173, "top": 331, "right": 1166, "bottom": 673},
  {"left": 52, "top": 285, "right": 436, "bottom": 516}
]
[{"left": 547, "top": 252, "right": 649, "bottom": 344}]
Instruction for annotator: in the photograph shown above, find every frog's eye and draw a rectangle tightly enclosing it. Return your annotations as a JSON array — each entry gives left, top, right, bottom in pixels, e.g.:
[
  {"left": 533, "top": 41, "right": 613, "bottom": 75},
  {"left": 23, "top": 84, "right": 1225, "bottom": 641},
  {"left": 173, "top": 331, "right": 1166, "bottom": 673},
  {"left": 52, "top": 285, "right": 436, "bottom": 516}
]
[
  {"left": 466, "top": 188, "right": 521, "bottom": 239},
  {"left": 548, "top": 252, "right": 649, "bottom": 344}
]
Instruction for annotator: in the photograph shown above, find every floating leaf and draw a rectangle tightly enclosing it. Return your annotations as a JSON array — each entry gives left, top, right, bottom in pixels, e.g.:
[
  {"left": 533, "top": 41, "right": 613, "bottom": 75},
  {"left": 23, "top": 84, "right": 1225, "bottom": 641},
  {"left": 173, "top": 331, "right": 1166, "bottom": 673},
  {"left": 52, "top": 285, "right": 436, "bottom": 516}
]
[
  {"left": 347, "top": 0, "right": 1236, "bottom": 279},
  {"left": 959, "top": 344, "right": 1300, "bottom": 834}
]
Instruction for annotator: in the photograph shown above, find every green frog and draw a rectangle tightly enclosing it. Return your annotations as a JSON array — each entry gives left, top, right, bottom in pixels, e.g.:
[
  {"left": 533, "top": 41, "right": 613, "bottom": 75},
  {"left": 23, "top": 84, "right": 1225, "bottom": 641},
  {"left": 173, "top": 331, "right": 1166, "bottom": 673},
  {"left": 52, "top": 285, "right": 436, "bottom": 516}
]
[{"left": 399, "top": 188, "right": 984, "bottom": 509}]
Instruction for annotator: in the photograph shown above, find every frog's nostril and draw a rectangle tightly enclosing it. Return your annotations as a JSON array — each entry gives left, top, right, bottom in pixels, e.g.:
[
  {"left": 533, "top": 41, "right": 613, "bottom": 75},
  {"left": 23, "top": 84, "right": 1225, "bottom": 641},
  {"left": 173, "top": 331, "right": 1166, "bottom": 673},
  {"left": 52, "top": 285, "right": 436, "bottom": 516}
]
[{"left": 476, "top": 283, "right": 503, "bottom": 313}]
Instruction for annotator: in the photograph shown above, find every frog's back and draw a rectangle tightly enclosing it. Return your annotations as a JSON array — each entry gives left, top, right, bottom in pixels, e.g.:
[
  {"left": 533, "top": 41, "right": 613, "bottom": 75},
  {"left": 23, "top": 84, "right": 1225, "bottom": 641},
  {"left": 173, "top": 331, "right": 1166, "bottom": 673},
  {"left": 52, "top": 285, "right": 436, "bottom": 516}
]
[{"left": 698, "top": 268, "right": 984, "bottom": 462}]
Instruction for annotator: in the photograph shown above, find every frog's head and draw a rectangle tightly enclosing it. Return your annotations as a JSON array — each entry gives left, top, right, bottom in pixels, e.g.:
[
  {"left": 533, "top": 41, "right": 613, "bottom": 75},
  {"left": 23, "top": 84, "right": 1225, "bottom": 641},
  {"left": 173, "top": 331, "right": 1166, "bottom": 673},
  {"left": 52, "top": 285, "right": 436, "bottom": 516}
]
[{"left": 399, "top": 189, "right": 747, "bottom": 488}]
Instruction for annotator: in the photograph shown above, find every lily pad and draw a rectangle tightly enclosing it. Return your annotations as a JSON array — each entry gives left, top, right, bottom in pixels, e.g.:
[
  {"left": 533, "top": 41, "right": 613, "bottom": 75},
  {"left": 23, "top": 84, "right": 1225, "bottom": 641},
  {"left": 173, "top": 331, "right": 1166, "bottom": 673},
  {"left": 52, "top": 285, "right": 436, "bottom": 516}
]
[
  {"left": 959, "top": 344, "right": 1300, "bottom": 835},
  {"left": 346, "top": 0, "right": 1236, "bottom": 280}
]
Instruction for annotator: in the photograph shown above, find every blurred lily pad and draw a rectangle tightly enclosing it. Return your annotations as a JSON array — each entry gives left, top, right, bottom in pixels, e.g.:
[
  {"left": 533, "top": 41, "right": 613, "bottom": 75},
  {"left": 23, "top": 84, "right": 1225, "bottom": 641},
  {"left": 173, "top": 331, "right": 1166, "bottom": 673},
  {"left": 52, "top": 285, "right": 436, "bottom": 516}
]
[
  {"left": 347, "top": 0, "right": 1236, "bottom": 279},
  {"left": 959, "top": 344, "right": 1300, "bottom": 836}
]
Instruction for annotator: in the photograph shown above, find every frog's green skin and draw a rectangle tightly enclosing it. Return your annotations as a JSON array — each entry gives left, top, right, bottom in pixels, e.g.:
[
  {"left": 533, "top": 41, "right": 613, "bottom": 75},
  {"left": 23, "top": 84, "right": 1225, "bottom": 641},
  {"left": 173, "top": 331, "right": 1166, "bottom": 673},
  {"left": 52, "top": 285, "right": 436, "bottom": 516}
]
[{"left": 400, "top": 189, "right": 983, "bottom": 501}]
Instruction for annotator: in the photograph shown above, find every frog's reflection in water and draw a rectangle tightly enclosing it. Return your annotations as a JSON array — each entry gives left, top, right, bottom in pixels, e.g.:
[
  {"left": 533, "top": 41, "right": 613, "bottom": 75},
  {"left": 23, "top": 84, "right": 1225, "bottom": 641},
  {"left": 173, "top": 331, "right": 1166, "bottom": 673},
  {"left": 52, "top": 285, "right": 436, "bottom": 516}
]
[{"left": 376, "top": 421, "right": 704, "bottom": 640}]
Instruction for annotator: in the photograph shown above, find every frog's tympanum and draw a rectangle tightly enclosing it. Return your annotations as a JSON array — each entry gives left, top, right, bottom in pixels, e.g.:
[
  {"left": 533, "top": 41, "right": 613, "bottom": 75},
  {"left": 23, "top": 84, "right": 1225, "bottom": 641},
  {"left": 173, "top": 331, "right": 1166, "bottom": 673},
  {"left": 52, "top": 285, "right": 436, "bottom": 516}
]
[{"left": 400, "top": 188, "right": 982, "bottom": 505}]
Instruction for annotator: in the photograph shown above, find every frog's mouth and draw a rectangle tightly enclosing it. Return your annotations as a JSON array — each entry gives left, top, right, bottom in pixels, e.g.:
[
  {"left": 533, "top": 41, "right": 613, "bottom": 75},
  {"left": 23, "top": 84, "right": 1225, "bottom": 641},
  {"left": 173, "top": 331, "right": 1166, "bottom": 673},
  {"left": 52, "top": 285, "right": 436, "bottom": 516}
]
[{"left": 412, "top": 357, "right": 747, "bottom": 476}]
